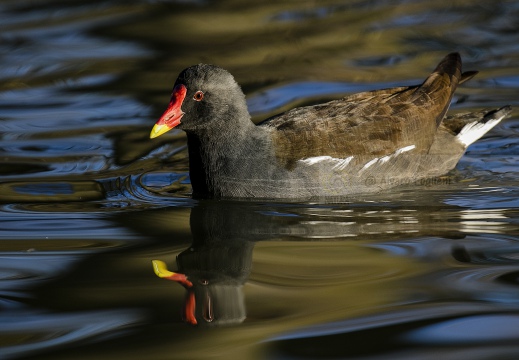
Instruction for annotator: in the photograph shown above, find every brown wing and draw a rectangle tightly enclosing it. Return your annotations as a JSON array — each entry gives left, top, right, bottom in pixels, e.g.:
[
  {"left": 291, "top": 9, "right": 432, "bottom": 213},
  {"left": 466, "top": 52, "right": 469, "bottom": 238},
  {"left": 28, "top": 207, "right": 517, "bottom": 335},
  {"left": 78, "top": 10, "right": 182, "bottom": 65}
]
[{"left": 263, "top": 53, "right": 464, "bottom": 169}]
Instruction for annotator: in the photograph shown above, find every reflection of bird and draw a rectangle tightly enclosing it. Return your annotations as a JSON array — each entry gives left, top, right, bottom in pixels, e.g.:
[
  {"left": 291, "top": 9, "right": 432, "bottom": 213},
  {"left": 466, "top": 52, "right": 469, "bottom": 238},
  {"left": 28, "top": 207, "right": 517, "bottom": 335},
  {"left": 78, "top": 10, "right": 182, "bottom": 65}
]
[
  {"left": 148, "top": 197, "right": 513, "bottom": 325},
  {"left": 152, "top": 202, "right": 256, "bottom": 326},
  {"left": 152, "top": 243, "right": 253, "bottom": 326},
  {"left": 152, "top": 235, "right": 254, "bottom": 327},
  {"left": 150, "top": 53, "right": 511, "bottom": 199}
]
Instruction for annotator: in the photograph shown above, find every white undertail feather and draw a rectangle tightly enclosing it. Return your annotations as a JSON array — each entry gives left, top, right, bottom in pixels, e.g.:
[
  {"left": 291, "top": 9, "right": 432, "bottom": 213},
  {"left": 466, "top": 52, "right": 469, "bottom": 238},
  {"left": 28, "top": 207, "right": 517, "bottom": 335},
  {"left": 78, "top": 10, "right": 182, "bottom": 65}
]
[{"left": 457, "top": 116, "right": 505, "bottom": 147}]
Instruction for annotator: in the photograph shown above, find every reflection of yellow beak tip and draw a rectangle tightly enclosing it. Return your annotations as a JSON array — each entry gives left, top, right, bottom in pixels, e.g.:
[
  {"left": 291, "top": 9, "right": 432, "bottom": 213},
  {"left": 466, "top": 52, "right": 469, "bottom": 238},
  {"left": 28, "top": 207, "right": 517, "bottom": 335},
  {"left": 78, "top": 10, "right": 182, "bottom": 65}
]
[
  {"left": 150, "top": 124, "right": 172, "bottom": 139},
  {"left": 152, "top": 260, "right": 175, "bottom": 278}
]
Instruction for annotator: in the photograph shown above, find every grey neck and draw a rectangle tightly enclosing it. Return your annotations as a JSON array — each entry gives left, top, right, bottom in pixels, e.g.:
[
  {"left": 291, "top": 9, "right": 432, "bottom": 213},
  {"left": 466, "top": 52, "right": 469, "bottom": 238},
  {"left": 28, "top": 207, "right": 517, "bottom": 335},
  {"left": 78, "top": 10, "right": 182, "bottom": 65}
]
[{"left": 185, "top": 116, "right": 266, "bottom": 198}]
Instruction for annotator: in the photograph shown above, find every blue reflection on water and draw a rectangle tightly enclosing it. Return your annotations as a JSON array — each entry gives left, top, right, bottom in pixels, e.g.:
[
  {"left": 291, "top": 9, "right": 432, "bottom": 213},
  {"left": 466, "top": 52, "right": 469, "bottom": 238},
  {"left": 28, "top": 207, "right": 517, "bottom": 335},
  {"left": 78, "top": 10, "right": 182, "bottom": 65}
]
[
  {"left": 247, "top": 80, "right": 416, "bottom": 116},
  {"left": 13, "top": 183, "right": 74, "bottom": 196},
  {"left": 404, "top": 314, "right": 519, "bottom": 343},
  {"left": 0, "top": 309, "right": 143, "bottom": 359}
]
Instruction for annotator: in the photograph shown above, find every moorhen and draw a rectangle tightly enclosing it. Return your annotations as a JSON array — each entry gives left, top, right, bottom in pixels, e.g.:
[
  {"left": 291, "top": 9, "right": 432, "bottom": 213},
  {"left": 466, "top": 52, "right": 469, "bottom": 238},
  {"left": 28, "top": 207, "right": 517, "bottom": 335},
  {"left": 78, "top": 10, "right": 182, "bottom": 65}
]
[{"left": 150, "top": 53, "right": 511, "bottom": 200}]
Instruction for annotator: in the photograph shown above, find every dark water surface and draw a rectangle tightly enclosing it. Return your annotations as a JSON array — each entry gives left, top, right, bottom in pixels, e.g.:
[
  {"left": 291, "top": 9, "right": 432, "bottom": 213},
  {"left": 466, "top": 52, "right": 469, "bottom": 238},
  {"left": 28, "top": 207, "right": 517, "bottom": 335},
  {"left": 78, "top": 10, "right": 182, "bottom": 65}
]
[{"left": 1, "top": 1, "right": 519, "bottom": 359}]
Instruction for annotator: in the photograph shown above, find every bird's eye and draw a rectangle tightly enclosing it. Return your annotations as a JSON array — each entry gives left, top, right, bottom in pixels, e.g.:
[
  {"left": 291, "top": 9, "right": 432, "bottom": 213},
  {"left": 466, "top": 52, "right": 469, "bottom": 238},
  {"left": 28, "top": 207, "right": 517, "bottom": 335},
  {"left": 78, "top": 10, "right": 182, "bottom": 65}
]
[{"left": 193, "top": 91, "right": 204, "bottom": 101}]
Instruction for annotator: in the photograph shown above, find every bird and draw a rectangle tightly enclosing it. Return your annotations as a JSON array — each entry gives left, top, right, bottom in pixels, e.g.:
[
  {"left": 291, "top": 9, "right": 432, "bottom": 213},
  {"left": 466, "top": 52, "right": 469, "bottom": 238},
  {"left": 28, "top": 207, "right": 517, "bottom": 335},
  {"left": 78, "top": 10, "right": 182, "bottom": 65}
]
[{"left": 150, "top": 53, "right": 511, "bottom": 200}]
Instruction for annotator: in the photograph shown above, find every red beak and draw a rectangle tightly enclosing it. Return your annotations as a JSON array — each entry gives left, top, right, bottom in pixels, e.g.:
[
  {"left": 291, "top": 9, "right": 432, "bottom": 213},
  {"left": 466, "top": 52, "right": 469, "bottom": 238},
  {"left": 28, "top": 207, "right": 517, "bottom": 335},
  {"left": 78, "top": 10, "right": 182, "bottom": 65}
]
[
  {"left": 150, "top": 84, "right": 187, "bottom": 138},
  {"left": 152, "top": 260, "right": 193, "bottom": 288}
]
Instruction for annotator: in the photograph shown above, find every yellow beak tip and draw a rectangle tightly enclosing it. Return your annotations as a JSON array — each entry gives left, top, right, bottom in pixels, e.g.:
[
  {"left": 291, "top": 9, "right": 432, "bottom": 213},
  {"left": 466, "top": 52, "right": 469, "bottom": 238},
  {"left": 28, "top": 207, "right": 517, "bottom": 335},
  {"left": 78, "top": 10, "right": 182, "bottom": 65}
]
[
  {"left": 152, "top": 260, "right": 175, "bottom": 278},
  {"left": 149, "top": 124, "right": 172, "bottom": 139}
]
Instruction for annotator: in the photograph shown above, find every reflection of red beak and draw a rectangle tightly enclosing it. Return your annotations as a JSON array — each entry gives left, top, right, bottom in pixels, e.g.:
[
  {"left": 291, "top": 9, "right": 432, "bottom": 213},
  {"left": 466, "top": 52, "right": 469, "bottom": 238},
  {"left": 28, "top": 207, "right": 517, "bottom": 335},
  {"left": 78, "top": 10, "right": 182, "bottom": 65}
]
[
  {"left": 152, "top": 260, "right": 218, "bottom": 326},
  {"left": 152, "top": 260, "right": 192, "bottom": 288},
  {"left": 150, "top": 84, "right": 187, "bottom": 139},
  {"left": 152, "top": 260, "right": 198, "bottom": 325}
]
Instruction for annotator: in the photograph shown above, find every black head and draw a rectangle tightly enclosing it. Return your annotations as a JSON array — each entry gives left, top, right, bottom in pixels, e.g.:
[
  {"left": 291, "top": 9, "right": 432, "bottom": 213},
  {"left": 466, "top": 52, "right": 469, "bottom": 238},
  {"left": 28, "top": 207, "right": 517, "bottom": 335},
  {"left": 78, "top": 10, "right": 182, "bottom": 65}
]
[{"left": 150, "top": 64, "right": 249, "bottom": 138}]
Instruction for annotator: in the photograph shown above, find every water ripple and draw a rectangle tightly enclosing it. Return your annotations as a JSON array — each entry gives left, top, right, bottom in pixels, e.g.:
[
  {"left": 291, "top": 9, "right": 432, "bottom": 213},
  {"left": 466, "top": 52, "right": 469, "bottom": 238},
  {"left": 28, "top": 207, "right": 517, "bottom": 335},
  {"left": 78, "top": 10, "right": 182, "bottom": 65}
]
[
  {"left": 100, "top": 173, "right": 194, "bottom": 208},
  {"left": 0, "top": 309, "right": 143, "bottom": 360},
  {"left": 0, "top": 254, "right": 79, "bottom": 290},
  {"left": 267, "top": 303, "right": 519, "bottom": 359}
]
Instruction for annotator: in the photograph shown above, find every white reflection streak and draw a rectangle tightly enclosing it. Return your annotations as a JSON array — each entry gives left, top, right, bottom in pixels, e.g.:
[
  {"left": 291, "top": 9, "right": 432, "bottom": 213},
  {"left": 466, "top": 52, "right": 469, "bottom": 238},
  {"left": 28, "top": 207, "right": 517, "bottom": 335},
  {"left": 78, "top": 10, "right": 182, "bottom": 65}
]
[{"left": 460, "top": 209, "right": 508, "bottom": 234}]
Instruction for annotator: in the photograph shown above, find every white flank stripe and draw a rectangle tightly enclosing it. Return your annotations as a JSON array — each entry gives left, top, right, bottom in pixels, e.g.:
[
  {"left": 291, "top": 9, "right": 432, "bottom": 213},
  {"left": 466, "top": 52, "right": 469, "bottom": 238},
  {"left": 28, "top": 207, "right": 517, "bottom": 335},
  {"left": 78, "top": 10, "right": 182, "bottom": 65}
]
[
  {"left": 300, "top": 144, "right": 416, "bottom": 172},
  {"left": 395, "top": 144, "right": 416, "bottom": 155},
  {"left": 299, "top": 156, "right": 333, "bottom": 165},
  {"left": 379, "top": 155, "right": 391, "bottom": 164},
  {"left": 457, "top": 117, "right": 504, "bottom": 147},
  {"left": 360, "top": 144, "right": 416, "bottom": 172},
  {"left": 361, "top": 157, "right": 379, "bottom": 170},
  {"left": 332, "top": 156, "right": 354, "bottom": 170},
  {"left": 299, "top": 155, "right": 355, "bottom": 170}
]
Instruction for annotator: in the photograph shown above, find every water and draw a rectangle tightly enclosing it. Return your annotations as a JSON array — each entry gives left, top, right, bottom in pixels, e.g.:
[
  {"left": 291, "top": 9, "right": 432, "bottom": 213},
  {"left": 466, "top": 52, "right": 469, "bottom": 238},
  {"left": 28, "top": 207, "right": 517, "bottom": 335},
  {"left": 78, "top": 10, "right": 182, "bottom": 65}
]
[{"left": 1, "top": 0, "right": 518, "bottom": 359}]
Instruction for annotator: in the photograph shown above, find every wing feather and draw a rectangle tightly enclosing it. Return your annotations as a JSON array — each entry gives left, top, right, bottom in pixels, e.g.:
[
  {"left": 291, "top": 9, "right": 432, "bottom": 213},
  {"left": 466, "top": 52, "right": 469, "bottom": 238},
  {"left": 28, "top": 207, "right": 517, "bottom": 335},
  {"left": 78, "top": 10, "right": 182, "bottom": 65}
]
[{"left": 261, "top": 53, "right": 464, "bottom": 169}]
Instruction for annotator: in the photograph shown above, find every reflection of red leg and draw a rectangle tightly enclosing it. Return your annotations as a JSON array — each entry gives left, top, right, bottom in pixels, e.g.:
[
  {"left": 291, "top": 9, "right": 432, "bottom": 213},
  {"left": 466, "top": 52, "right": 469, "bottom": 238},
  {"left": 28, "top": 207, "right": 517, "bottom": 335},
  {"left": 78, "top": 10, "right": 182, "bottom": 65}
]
[
  {"left": 203, "top": 292, "right": 214, "bottom": 323},
  {"left": 184, "top": 291, "right": 197, "bottom": 325}
]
